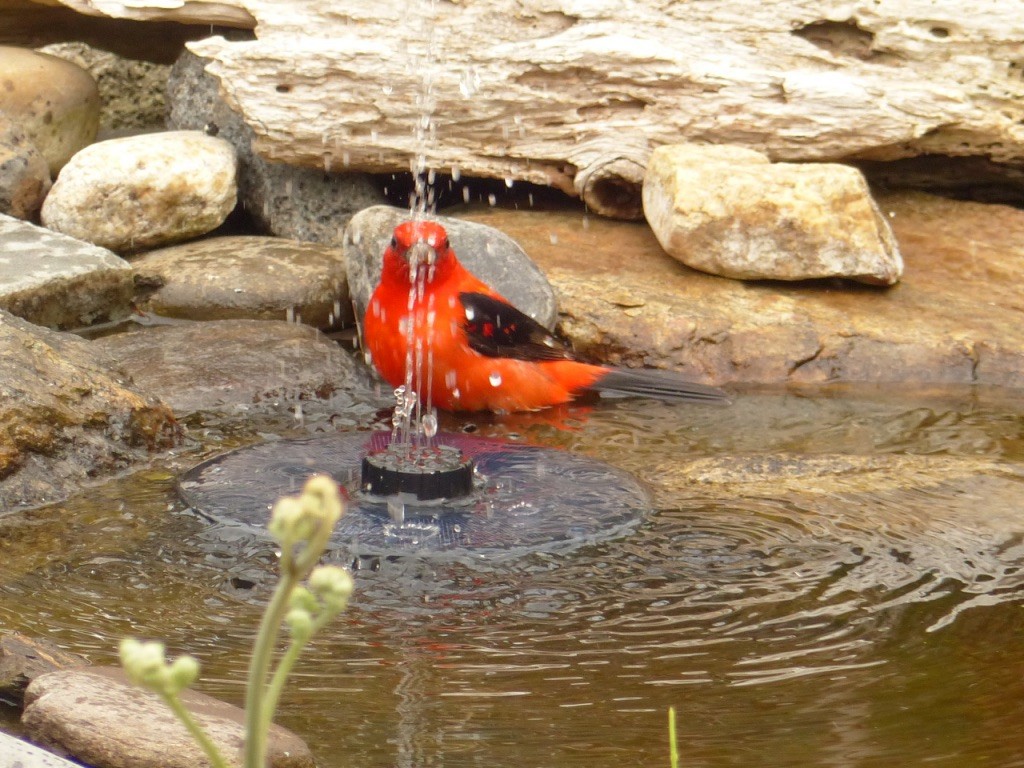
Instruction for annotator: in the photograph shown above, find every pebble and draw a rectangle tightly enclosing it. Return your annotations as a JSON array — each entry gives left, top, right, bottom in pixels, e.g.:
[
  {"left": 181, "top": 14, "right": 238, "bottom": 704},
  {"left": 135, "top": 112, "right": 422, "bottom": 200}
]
[
  {"left": 0, "top": 113, "right": 50, "bottom": 219},
  {"left": 0, "top": 212, "right": 133, "bottom": 329},
  {"left": 0, "top": 45, "right": 99, "bottom": 175},
  {"left": 344, "top": 205, "right": 559, "bottom": 333},
  {"left": 23, "top": 666, "right": 315, "bottom": 768},
  {"left": 41, "top": 130, "right": 237, "bottom": 253},
  {"left": 643, "top": 143, "right": 904, "bottom": 285},
  {"left": 131, "top": 235, "right": 354, "bottom": 329}
]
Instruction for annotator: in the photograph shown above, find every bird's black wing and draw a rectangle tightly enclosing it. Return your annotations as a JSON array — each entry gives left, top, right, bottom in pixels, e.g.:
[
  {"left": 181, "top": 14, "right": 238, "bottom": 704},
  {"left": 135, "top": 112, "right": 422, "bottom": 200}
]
[{"left": 459, "top": 292, "right": 576, "bottom": 362}]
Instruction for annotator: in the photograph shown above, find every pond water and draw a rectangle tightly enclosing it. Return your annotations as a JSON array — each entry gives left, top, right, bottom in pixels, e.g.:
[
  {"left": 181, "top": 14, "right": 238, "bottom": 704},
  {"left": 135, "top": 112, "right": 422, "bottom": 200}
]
[{"left": 2, "top": 384, "right": 1024, "bottom": 767}]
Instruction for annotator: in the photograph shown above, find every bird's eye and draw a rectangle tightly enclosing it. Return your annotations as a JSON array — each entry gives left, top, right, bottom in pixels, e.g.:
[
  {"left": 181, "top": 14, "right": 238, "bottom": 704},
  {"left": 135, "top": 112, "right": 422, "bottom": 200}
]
[
  {"left": 390, "top": 236, "right": 398, "bottom": 249},
  {"left": 442, "top": 238, "right": 449, "bottom": 250}
]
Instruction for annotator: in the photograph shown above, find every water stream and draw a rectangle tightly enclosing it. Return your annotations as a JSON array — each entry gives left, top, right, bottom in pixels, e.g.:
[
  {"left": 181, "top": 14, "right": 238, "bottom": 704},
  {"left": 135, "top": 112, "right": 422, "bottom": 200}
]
[{"left": 2, "top": 384, "right": 1023, "bottom": 766}]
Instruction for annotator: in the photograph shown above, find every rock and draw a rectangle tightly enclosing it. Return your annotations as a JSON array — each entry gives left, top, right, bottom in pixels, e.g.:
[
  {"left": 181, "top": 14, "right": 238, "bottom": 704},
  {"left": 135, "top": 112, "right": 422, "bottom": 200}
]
[
  {"left": 39, "top": 42, "right": 171, "bottom": 130},
  {"left": 455, "top": 191, "right": 1024, "bottom": 387},
  {"left": 41, "top": 130, "right": 237, "bottom": 253},
  {"left": 166, "top": 49, "right": 385, "bottom": 243},
  {"left": 0, "top": 113, "right": 50, "bottom": 219},
  {"left": 131, "top": 236, "right": 353, "bottom": 329},
  {"left": 0, "top": 308, "right": 180, "bottom": 510},
  {"left": 0, "top": 632, "right": 88, "bottom": 707},
  {"left": 0, "top": 213, "right": 133, "bottom": 329},
  {"left": 91, "top": 319, "right": 370, "bottom": 416},
  {"left": 344, "top": 205, "right": 558, "bottom": 335},
  {"left": 642, "top": 144, "right": 903, "bottom": 285},
  {"left": 0, "top": 730, "right": 84, "bottom": 768},
  {"left": 0, "top": 45, "right": 99, "bottom": 176},
  {"left": 22, "top": 666, "right": 315, "bottom": 768},
  {"left": 177, "top": 0, "right": 1024, "bottom": 216}
]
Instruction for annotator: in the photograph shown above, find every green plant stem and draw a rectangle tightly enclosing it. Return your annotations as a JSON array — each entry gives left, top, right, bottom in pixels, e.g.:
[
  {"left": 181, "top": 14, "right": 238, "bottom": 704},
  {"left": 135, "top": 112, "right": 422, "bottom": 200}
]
[
  {"left": 668, "top": 706, "right": 679, "bottom": 768},
  {"left": 243, "top": 561, "right": 298, "bottom": 768},
  {"left": 262, "top": 606, "right": 343, "bottom": 732},
  {"left": 162, "top": 691, "right": 230, "bottom": 768}
]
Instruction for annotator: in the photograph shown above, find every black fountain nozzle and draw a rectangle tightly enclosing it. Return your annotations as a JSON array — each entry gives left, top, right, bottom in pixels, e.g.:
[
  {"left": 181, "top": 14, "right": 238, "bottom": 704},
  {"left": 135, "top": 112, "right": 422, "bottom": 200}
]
[{"left": 361, "top": 441, "right": 475, "bottom": 501}]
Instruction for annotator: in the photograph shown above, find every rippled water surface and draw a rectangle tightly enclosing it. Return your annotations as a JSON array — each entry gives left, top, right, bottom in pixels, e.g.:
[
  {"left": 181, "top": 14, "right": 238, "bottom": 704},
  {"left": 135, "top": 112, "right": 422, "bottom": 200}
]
[{"left": 2, "top": 385, "right": 1024, "bottom": 767}]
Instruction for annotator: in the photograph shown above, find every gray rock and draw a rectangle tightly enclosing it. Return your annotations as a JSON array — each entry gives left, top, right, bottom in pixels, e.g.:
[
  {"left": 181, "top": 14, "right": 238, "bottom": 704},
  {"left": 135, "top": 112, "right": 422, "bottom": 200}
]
[
  {"left": 166, "top": 48, "right": 385, "bottom": 244},
  {"left": 0, "top": 731, "right": 83, "bottom": 768},
  {"left": 643, "top": 143, "right": 904, "bottom": 286},
  {"left": 41, "top": 130, "right": 237, "bottom": 253},
  {"left": 23, "top": 666, "right": 315, "bottom": 768},
  {"left": 344, "top": 205, "right": 558, "bottom": 334},
  {"left": 132, "top": 235, "right": 354, "bottom": 329},
  {"left": 38, "top": 42, "right": 170, "bottom": 131},
  {"left": 0, "top": 46, "right": 99, "bottom": 176},
  {"left": 0, "top": 308, "right": 179, "bottom": 511},
  {"left": 91, "top": 319, "right": 370, "bottom": 416},
  {"left": 0, "top": 632, "right": 89, "bottom": 707},
  {"left": 0, "top": 113, "right": 51, "bottom": 220},
  {"left": 0, "top": 213, "right": 133, "bottom": 329}
]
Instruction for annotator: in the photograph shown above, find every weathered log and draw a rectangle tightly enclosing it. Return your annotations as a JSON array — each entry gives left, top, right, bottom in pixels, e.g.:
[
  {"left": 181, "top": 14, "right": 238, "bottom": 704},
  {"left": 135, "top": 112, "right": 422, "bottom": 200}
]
[{"left": 17, "top": 0, "right": 1024, "bottom": 217}]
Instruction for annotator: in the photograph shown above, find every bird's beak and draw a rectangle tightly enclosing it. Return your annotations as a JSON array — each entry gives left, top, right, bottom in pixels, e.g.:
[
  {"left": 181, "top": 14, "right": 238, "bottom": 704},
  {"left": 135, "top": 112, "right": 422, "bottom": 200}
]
[{"left": 404, "top": 239, "right": 438, "bottom": 268}]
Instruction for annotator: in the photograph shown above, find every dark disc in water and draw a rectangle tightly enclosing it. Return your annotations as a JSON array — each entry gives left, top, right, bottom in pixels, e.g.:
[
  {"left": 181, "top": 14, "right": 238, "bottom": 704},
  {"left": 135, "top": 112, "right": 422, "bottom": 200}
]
[{"left": 177, "top": 431, "right": 651, "bottom": 558}]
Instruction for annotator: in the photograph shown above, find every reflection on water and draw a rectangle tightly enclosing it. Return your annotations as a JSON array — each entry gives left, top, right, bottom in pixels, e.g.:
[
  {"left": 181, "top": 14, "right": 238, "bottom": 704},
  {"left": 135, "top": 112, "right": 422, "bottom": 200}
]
[{"left": 1, "top": 385, "right": 1024, "bottom": 767}]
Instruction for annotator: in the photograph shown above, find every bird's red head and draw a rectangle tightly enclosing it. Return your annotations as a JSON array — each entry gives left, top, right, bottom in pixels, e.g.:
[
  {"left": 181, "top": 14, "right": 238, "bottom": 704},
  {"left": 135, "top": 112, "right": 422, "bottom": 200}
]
[{"left": 382, "top": 220, "right": 455, "bottom": 285}]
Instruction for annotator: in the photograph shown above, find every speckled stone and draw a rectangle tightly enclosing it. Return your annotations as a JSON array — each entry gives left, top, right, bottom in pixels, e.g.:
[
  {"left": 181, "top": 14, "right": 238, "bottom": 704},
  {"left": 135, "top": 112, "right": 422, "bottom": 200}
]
[
  {"left": 0, "top": 112, "right": 50, "bottom": 220},
  {"left": 0, "top": 45, "right": 99, "bottom": 175},
  {"left": 41, "top": 130, "right": 237, "bottom": 253}
]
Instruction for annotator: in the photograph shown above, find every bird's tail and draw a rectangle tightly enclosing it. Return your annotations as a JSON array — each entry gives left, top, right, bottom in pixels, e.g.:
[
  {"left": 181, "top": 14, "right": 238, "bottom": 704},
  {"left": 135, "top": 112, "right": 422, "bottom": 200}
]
[{"left": 589, "top": 367, "right": 730, "bottom": 405}]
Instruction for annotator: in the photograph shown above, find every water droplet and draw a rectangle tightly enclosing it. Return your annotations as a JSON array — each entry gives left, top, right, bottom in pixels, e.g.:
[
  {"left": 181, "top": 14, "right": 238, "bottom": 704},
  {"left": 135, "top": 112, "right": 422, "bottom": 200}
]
[
  {"left": 489, "top": 371, "right": 503, "bottom": 387},
  {"left": 465, "top": 306, "right": 475, "bottom": 321},
  {"left": 504, "top": 177, "right": 514, "bottom": 188},
  {"left": 451, "top": 165, "right": 461, "bottom": 181},
  {"left": 451, "top": 387, "right": 460, "bottom": 400},
  {"left": 462, "top": 187, "right": 471, "bottom": 203},
  {"left": 528, "top": 193, "right": 534, "bottom": 207},
  {"left": 387, "top": 497, "right": 405, "bottom": 524},
  {"left": 421, "top": 412, "right": 438, "bottom": 438},
  {"left": 487, "top": 193, "right": 497, "bottom": 206}
]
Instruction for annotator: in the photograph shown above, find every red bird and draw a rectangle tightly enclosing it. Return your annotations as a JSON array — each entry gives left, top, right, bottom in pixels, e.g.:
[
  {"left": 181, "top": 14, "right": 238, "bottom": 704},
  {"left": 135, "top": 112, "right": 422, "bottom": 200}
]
[{"left": 362, "top": 220, "right": 728, "bottom": 413}]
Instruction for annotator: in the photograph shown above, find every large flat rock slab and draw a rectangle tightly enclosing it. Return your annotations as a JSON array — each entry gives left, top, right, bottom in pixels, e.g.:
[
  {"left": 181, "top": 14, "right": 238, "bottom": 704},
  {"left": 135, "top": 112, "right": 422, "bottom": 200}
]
[
  {"left": 0, "top": 213, "right": 132, "bottom": 330},
  {"left": 456, "top": 191, "right": 1024, "bottom": 387}
]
